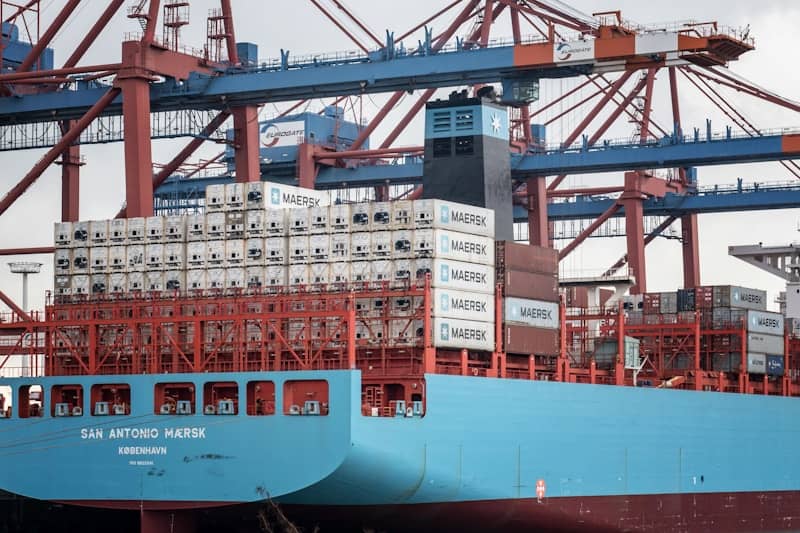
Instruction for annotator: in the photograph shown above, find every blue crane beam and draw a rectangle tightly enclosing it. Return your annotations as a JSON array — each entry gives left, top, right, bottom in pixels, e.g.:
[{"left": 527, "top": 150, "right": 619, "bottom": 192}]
[
  {"left": 524, "top": 181, "right": 800, "bottom": 222},
  {"left": 0, "top": 46, "right": 554, "bottom": 125},
  {"left": 512, "top": 131, "right": 800, "bottom": 175},
  {"left": 0, "top": 29, "right": 746, "bottom": 126}
]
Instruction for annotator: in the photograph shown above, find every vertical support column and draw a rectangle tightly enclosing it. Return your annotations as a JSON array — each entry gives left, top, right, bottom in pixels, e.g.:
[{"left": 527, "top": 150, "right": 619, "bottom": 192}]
[
  {"left": 621, "top": 172, "right": 646, "bottom": 294},
  {"left": 232, "top": 106, "right": 260, "bottom": 183},
  {"left": 615, "top": 302, "right": 625, "bottom": 386},
  {"left": 296, "top": 143, "right": 317, "bottom": 189},
  {"left": 622, "top": 197, "right": 646, "bottom": 294},
  {"left": 119, "top": 76, "right": 154, "bottom": 217},
  {"left": 422, "top": 275, "right": 436, "bottom": 374},
  {"left": 681, "top": 213, "right": 700, "bottom": 288},
  {"left": 347, "top": 298, "right": 356, "bottom": 370},
  {"left": 526, "top": 176, "right": 548, "bottom": 247},
  {"left": 694, "top": 317, "right": 702, "bottom": 391},
  {"left": 460, "top": 348, "right": 468, "bottom": 376},
  {"left": 59, "top": 120, "right": 81, "bottom": 222}
]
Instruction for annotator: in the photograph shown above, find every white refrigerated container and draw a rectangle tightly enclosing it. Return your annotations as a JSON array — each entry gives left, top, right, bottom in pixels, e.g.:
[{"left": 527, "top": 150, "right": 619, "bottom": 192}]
[
  {"left": 265, "top": 266, "right": 287, "bottom": 288},
  {"left": 392, "top": 200, "right": 413, "bottom": 229},
  {"left": 145, "top": 271, "right": 164, "bottom": 292},
  {"left": 126, "top": 217, "right": 145, "bottom": 242},
  {"left": 164, "top": 215, "right": 185, "bottom": 240},
  {"left": 187, "top": 269, "right": 206, "bottom": 291},
  {"left": 224, "top": 183, "right": 244, "bottom": 210},
  {"left": 288, "top": 209, "right": 310, "bottom": 234},
  {"left": 288, "top": 264, "right": 309, "bottom": 287},
  {"left": 109, "top": 246, "right": 126, "bottom": 270},
  {"left": 109, "top": 273, "right": 127, "bottom": 294},
  {"left": 371, "top": 260, "right": 392, "bottom": 283},
  {"left": 145, "top": 243, "right": 164, "bottom": 269},
  {"left": 329, "top": 204, "right": 350, "bottom": 233},
  {"left": 225, "top": 211, "right": 245, "bottom": 237},
  {"left": 289, "top": 235, "right": 310, "bottom": 263},
  {"left": 225, "top": 239, "right": 245, "bottom": 266},
  {"left": 206, "top": 240, "right": 225, "bottom": 265},
  {"left": 90, "top": 246, "right": 108, "bottom": 272},
  {"left": 89, "top": 220, "right": 108, "bottom": 244},
  {"left": 145, "top": 216, "right": 164, "bottom": 241},
  {"left": 351, "top": 202, "right": 370, "bottom": 231},
  {"left": 265, "top": 237, "right": 288, "bottom": 265},
  {"left": 127, "top": 245, "right": 145, "bottom": 271},
  {"left": 54, "top": 222, "right": 72, "bottom": 247},
  {"left": 371, "top": 231, "right": 392, "bottom": 258},
  {"left": 206, "top": 211, "right": 225, "bottom": 238},
  {"left": 187, "top": 241, "right": 206, "bottom": 268},
  {"left": 309, "top": 234, "right": 330, "bottom": 262},
  {"left": 164, "top": 242, "right": 185, "bottom": 268},
  {"left": 371, "top": 201, "right": 392, "bottom": 231},
  {"left": 351, "top": 232, "right": 371, "bottom": 260},
  {"left": 245, "top": 238, "right": 265, "bottom": 265},
  {"left": 265, "top": 209, "right": 287, "bottom": 236},
  {"left": 72, "top": 221, "right": 90, "bottom": 246},
  {"left": 109, "top": 219, "right": 127, "bottom": 243},
  {"left": 206, "top": 268, "right": 226, "bottom": 290},
  {"left": 330, "top": 262, "right": 350, "bottom": 284},
  {"left": 164, "top": 270, "right": 185, "bottom": 292},
  {"left": 71, "top": 275, "right": 90, "bottom": 296},
  {"left": 309, "top": 205, "right": 328, "bottom": 234},
  {"left": 127, "top": 272, "right": 144, "bottom": 292},
  {"left": 186, "top": 213, "right": 205, "bottom": 241},
  {"left": 205, "top": 184, "right": 225, "bottom": 211},
  {"left": 54, "top": 249, "right": 71, "bottom": 274},
  {"left": 245, "top": 209, "right": 265, "bottom": 237},
  {"left": 72, "top": 247, "right": 89, "bottom": 273},
  {"left": 330, "top": 233, "right": 349, "bottom": 262},
  {"left": 391, "top": 230, "right": 414, "bottom": 258}
]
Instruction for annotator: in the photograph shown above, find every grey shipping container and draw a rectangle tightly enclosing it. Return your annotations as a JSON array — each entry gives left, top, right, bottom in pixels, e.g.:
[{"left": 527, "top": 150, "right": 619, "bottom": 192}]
[
  {"left": 712, "top": 353, "right": 739, "bottom": 373},
  {"left": 504, "top": 325, "right": 559, "bottom": 355},
  {"left": 659, "top": 292, "right": 678, "bottom": 314},
  {"left": 713, "top": 285, "right": 767, "bottom": 311},
  {"left": 747, "top": 310, "right": 784, "bottom": 336},
  {"left": 747, "top": 352, "right": 767, "bottom": 374},
  {"left": 503, "top": 271, "right": 558, "bottom": 301},
  {"left": 747, "top": 332, "right": 784, "bottom": 355}
]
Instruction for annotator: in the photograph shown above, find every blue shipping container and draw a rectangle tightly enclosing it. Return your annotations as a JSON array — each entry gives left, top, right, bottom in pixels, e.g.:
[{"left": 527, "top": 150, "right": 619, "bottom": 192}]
[{"left": 767, "top": 355, "right": 785, "bottom": 376}]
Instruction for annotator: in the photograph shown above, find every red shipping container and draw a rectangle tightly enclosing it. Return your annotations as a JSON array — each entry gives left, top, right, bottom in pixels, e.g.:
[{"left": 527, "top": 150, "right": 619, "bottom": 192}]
[
  {"left": 505, "top": 325, "right": 559, "bottom": 355},
  {"left": 504, "top": 271, "right": 558, "bottom": 301},
  {"left": 695, "top": 286, "right": 714, "bottom": 309},
  {"left": 496, "top": 241, "right": 558, "bottom": 275},
  {"left": 643, "top": 293, "right": 661, "bottom": 314}
]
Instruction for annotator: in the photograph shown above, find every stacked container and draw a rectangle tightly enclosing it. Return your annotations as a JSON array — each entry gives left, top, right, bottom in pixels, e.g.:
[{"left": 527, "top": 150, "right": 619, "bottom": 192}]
[
  {"left": 412, "top": 200, "right": 497, "bottom": 352},
  {"left": 496, "top": 241, "right": 559, "bottom": 356},
  {"left": 53, "top": 185, "right": 510, "bottom": 355}
]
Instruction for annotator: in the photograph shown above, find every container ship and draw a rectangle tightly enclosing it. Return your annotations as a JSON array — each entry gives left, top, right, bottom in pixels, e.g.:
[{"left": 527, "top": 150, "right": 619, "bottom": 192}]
[
  {"left": 1, "top": 95, "right": 799, "bottom": 533},
  {"left": 0, "top": 3, "right": 796, "bottom": 532}
]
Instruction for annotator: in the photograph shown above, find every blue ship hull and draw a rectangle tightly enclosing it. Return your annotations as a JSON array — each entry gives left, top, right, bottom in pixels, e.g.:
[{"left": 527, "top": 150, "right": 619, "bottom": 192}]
[{"left": 1, "top": 371, "right": 800, "bottom": 531}]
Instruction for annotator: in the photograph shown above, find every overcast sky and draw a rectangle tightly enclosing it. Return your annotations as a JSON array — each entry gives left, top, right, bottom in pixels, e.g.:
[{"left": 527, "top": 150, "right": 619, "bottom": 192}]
[{"left": 0, "top": 0, "right": 798, "bottom": 313}]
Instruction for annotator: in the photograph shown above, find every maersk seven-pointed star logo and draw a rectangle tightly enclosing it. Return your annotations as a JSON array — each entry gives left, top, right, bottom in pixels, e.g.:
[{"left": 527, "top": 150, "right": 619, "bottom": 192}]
[{"left": 490, "top": 113, "right": 502, "bottom": 134}]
